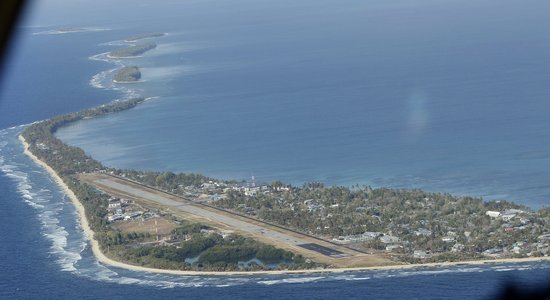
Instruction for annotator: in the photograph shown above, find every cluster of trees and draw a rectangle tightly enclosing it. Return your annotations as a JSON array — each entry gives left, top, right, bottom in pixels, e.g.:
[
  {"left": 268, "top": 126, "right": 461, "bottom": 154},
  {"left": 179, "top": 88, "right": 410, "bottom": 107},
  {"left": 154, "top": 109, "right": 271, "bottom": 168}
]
[
  {"left": 65, "top": 178, "right": 109, "bottom": 231},
  {"left": 116, "top": 170, "right": 214, "bottom": 191},
  {"left": 118, "top": 165, "right": 548, "bottom": 261},
  {"left": 113, "top": 66, "right": 141, "bottom": 82},
  {"left": 171, "top": 222, "right": 209, "bottom": 237},
  {"left": 123, "top": 234, "right": 218, "bottom": 263},
  {"left": 213, "top": 185, "right": 548, "bottom": 260},
  {"left": 116, "top": 229, "right": 310, "bottom": 271},
  {"left": 23, "top": 93, "right": 549, "bottom": 267},
  {"left": 20, "top": 98, "right": 148, "bottom": 239},
  {"left": 20, "top": 99, "right": 314, "bottom": 271},
  {"left": 109, "top": 42, "right": 156, "bottom": 58},
  {"left": 97, "top": 230, "right": 150, "bottom": 247}
]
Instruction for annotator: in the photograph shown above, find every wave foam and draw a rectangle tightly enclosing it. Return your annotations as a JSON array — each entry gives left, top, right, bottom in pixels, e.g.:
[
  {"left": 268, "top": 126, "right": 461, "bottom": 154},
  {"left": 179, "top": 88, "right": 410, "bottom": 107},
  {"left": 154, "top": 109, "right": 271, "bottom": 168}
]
[
  {"left": 258, "top": 276, "right": 325, "bottom": 285},
  {"left": 88, "top": 52, "right": 142, "bottom": 100},
  {"left": 2, "top": 125, "right": 549, "bottom": 288},
  {"left": 0, "top": 127, "right": 85, "bottom": 272}
]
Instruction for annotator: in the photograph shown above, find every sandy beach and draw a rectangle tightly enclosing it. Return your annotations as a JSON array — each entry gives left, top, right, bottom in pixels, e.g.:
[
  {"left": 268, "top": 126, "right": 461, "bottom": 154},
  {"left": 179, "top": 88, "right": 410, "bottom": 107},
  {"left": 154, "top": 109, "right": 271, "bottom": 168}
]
[
  {"left": 19, "top": 134, "right": 550, "bottom": 276},
  {"left": 106, "top": 54, "right": 143, "bottom": 59},
  {"left": 112, "top": 79, "right": 144, "bottom": 84}
]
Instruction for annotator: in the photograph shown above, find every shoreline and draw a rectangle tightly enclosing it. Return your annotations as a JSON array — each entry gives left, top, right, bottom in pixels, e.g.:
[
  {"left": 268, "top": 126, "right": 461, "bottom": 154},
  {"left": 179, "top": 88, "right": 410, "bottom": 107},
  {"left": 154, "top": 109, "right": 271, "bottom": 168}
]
[
  {"left": 124, "top": 32, "right": 167, "bottom": 43},
  {"left": 106, "top": 54, "right": 143, "bottom": 59},
  {"left": 112, "top": 79, "right": 144, "bottom": 84},
  {"left": 18, "top": 134, "right": 550, "bottom": 276}
]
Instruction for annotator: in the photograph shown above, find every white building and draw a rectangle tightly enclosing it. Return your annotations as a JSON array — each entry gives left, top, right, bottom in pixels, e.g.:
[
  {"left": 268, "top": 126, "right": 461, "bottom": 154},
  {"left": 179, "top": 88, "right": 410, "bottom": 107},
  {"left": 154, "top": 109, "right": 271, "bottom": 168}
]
[
  {"left": 442, "top": 236, "right": 455, "bottom": 243},
  {"left": 414, "top": 228, "right": 432, "bottom": 236},
  {"left": 386, "top": 244, "right": 402, "bottom": 251},
  {"left": 380, "top": 235, "right": 400, "bottom": 244},
  {"left": 486, "top": 211, "right": 501, "bottom": 218},
  {"left": 108, "top": 202, "right": 121, "bottom": 209}
]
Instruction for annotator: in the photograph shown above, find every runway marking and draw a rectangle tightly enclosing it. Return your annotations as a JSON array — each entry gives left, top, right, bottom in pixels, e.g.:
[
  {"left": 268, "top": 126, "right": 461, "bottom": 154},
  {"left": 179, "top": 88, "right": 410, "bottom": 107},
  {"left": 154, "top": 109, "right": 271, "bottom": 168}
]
[{"left": 298, "top": 243, "right": 351, "bottom": 258}]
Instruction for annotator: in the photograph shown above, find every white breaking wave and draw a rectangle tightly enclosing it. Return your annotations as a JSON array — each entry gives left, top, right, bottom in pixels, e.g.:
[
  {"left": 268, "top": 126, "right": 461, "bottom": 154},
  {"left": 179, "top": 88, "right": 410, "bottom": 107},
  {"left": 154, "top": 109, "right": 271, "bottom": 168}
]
[
  {"left": 88, "top": 52, "right": 141, "bottom": 100},
  {"left": 2, "top": 123, "right": 549, "bottom": 288},
  {"left": 99, "top": 40, "right": 131, "bottom": 47},
  {"left": 258, "top": 276, "right": 325, "bottom": 285},
  {"left": 0, "top": 126, "right": 255, "bottom": 288},
  {"left": 0, "top": 127, "right": 83, "bottom": 272},
  {"left": 90, "top": 68, "right": 119, "bottom": 89}
]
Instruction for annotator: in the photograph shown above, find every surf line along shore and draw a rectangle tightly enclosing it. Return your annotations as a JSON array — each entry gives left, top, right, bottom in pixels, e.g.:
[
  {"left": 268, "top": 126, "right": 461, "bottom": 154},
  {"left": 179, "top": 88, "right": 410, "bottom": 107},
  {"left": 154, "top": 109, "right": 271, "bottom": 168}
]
[{"left": 19, "top": 134, "right": 550, "bottom": 276}]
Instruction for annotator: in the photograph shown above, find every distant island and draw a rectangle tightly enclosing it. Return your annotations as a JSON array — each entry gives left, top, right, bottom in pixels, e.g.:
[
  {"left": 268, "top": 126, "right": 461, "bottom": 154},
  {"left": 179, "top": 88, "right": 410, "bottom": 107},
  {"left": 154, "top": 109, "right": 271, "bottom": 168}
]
[
  {"left": 113, "top": 66, "right": 141, "bottom": 83},
  {"left": 19, "top": 97, "right": 550, "bottom": 274},
  {"left": 18, "top": 31, "right": 550, "bottom": 274},
  {"left": 34, "top": 27, "right": 110, "bottom": 36},
  {"left": 108, "top": 42, "right": 157, "bottom": 58},
  {"left": 125, "top": 32, "right": 165, "bottom": 42},
  {"left": 54, "top": 27, "right": 88, "bottom": 33}
]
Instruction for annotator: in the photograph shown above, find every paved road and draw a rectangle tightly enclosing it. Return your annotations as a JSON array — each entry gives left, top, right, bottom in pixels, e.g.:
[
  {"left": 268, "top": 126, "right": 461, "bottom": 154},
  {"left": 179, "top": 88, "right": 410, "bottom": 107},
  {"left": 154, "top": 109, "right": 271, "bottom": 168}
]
[
  {"left": 97, "top": 178, "right": 311, "bottom": 244},
  {"left": 82, "top": 174, "right": 370, "bottom": 263}
]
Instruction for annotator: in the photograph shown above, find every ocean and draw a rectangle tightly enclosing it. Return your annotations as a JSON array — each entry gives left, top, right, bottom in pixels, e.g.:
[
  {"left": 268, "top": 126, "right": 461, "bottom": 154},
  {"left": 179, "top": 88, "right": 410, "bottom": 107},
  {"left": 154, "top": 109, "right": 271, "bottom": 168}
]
[
  {"left": 54, "top": 0, "right": 550, "bottom": 209},
  {"left": 0, "top": 0, "right": 549, "bottom": 299}
]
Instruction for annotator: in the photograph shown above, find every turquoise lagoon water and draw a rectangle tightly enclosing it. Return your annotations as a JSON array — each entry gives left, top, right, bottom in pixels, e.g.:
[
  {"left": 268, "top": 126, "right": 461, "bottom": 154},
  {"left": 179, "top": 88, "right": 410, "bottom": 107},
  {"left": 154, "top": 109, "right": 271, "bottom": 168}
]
[
  {"left": 0, "top": 1, "right": 549, "bottom": 299},
  {"left": 54, "top": 0, "right": 550, "bottom": 208}
]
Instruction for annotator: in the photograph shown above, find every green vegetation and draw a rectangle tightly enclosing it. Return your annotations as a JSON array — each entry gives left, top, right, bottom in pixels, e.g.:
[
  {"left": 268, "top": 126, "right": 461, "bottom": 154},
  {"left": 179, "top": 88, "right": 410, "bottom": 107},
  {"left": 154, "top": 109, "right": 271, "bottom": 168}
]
[
  {"left": 21, "top": 98, "right": 147, "bottom": 239},
  {"left": 115, "top": 169, "right": 216, "bottom": 191},
  {"left": 20, "top": 94, "right": 549, "bottom": 268},
  {"left": 22, "top": 98, "right": 145, "bottom": 176},
  {"left": 120, "top": 174, "right": 550, "bottom": 263},
  {"left": 113, "top": 66, "right": 141, "bottom": 82},
  {"left": 125, "top": 32, "right": 165, "bottom": 42},
  {"left": 213, "top": 185, "right": 549, "bottom": 262},
  {"left": 198, "top": 244, "right": 256, "bottom": 265},
  {"left": 109, "top": 42, "right": 156, "bottom": 58},
  {"left": 256, "top": 244, "right": 295, "bottom": 262},
  {"left": 115, "top": 230, "right": 310, "bottom": 271},
  {"left": 172, "top": 222, "right": 209, "bottom": 237},
  {"left": 20, "top": 97, "right": 314, "bottom": 272}
]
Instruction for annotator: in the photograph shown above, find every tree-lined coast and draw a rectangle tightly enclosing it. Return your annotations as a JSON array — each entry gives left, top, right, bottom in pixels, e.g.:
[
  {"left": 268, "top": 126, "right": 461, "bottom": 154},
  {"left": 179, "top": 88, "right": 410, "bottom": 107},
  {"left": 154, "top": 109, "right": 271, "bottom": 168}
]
[
  {"left": 20, "top": 97, "right": 318, "bottom": 272},
  {"left": 113, "top": 66, "right": 141, "bottom": 83},
  {"left": 18, "top": 31, "right": 549, "bottom": 275},
  {"left": 108, "top": 42, "right": 157, "bottom": 58}
]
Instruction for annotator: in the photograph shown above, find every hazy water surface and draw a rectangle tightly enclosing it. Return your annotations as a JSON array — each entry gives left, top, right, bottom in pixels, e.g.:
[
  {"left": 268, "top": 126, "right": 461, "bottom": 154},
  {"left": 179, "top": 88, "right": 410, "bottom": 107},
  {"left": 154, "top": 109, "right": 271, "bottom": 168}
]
[
  {"left": 1, "top": 1, "right": 550, "bottom": 299},
  {"left": 52, "top": 0, "right": 550, "bottom": 210}
]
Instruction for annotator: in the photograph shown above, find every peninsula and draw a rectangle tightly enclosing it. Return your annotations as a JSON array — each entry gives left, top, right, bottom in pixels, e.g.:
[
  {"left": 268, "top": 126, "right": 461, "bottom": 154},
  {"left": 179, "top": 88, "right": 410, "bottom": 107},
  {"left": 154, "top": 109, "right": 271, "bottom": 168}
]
[{"left": 19, "top": 98, "right": 550, "bottom": 274}]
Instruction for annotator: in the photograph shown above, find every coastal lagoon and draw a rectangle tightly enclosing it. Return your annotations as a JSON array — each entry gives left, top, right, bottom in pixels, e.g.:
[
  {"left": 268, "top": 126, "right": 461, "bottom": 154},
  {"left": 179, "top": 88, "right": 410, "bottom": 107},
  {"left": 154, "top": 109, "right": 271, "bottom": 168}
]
[
  {"left": 1, "top": 0, "right": 550, "bottom": 298},
  {"left": 54, "top": 0, "right": 550, "bottom": 208},
  {"left": 2, "top": 125, "right": 550, "bottom": 299}
]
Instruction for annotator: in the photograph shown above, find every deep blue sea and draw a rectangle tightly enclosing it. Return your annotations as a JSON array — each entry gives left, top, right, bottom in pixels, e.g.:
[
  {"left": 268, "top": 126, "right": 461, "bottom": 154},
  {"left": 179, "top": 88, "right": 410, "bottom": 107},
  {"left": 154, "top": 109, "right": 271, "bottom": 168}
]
[{"left": 1, "top": 0, "right": 549, "bottom": 299}]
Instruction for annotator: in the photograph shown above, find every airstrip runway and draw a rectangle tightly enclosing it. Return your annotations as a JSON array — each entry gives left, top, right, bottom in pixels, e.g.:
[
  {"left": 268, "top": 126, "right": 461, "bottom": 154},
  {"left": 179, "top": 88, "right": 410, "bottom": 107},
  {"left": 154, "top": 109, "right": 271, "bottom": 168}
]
[{"left": 80, "top": 173, "right": 391, "bottom": 267}]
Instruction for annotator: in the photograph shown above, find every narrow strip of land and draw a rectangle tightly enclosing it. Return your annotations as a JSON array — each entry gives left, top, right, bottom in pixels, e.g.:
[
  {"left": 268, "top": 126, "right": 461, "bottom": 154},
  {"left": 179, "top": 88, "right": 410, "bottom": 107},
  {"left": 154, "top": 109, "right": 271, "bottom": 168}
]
[
  {"left": 21, "top": 136, "right": 550, "bottom": 275},
  {"left": 80, "top": 173, "right": 392, "bottom": 267}
]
